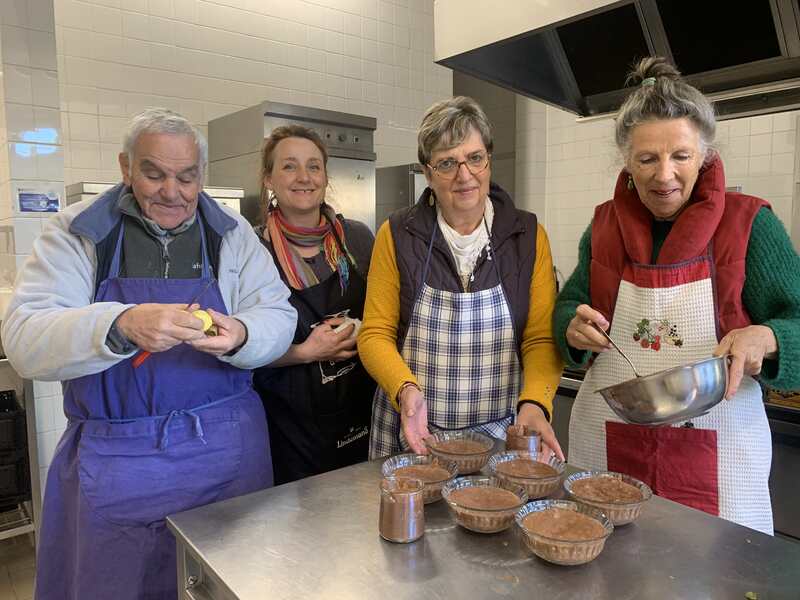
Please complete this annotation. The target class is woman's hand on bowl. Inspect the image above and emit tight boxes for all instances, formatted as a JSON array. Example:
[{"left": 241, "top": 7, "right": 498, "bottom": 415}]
[
  {"left": 713, "top": 324, "right": 777, "bottom": 399},
  {"left": 398, "top": 384, "right": 430, "bottom": 454},
  {"left": 517, "top": 403, "right": 565, "bottom": 462},
  {"left": 566, "top": 305, "right": 611, "bottom": 353}
]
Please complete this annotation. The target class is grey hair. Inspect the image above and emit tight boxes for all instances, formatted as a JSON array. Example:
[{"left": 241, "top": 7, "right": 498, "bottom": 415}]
[
  {"left": 123, "top": 107, "right": 208, "bottom": 177},
  {"left": 417, "top": 96, "right": 493, "bottom": 166},
  {"left": 615, "top": 57, "right": 716, "bottom": 161}
]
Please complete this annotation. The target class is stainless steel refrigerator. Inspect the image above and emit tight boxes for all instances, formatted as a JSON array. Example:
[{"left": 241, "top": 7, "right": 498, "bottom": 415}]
[
  {"left": 375, "top": 163, "right": 428, "bottom": 228},
  {"left": 207, "top": 102, "right": 377, "bottom": 231}
]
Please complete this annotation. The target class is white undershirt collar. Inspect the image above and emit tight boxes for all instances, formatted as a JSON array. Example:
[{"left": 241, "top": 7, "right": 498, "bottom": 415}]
[{"left": 436, "top": 196, "right": 494, "bottom": 289}]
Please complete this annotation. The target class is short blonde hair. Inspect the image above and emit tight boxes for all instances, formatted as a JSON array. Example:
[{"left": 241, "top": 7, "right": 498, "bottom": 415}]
[{"left": 417, "top": 96, "right": 493, "bottom": 166}]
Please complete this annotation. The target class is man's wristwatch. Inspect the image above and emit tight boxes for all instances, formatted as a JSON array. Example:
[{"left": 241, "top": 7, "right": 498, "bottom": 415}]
[{"left": 106, "top": 317, "right": 138, "bottom": 355}]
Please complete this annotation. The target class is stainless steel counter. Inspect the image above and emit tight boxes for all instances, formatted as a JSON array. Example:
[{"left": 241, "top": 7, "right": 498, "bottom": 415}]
[{"left": 168, "top": 459, "right": 800, "bottom": 599}]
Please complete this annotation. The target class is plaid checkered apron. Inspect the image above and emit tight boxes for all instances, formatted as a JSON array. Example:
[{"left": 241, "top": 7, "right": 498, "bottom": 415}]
[{"left": 369, "top": 225, "right": 521, "bottom": 459}]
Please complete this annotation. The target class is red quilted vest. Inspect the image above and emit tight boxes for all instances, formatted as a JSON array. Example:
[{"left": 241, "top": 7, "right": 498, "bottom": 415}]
[{"left": 590, "top": 156, "right": 768, "bottom": 339}]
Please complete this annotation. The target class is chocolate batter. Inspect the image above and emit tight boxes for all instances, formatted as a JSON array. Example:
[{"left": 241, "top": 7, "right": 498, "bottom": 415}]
[
  {"left": 394, "top": 464, "right": 451, "bottom": 483},
  {"left": 572, "top": 477, "right": 643, "bottom": 503},
  {"left": 431, "top": 439, "right": 490, "bottom": 455},
  {"left": 523, "top": 507, "right": 606, "bottom": 541},
  {"left": 505, "top": 424, "right": 539, "bottom": 452},
  {"left": 496, "top": 459, "right": 557, "bottom": 479},
  {"left": 448, "top": 486, "right": 521, "bottom": 510}
]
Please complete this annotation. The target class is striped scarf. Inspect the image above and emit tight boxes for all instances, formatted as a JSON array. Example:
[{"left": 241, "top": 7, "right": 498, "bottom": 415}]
[{"left": 266, "top": 204, "right": 355, "bottom": 293}]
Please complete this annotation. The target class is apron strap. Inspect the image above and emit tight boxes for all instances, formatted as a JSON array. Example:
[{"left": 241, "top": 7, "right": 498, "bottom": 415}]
[
  {"left": 483, "top": 218, "right": 503, "bottom": 287},
  {"left": 158, "top": 391, "right": 250, "bottom": 450},
  {"left": 420, "top": 219, "right": 438, "bottom": 290},
  {"left": 107, "top": 219, "right": 126, "bottom": 280},
  {"left": 482, "top": 218, "right": 521, "bottom": 362},
  {"left": 197, "top": 214, "right": 211, "bottom": 279},
  {"left": 159, "top": 407, "right": 207, "bottom": 450}
]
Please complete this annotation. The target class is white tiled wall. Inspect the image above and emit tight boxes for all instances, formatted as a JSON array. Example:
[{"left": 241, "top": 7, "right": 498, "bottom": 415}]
[
  {"left": 452, "top": 71, "right": 516, "bottom": 196},
  {"left": 544, "top": 107, "right": 619, "bottom": 281},
  {"left": 0, "top": 0, "right": 66, "bottom": 510},
  {"left": 518, "top": 100, "right": 799, "bottom": 283},
  {"left": 31, "top": 381, "right": 66, "bottom": 494},
  {"left": 54, "top": 0, "right": 452, "bottom": 185},
  {"left": 0, "top": 0, "right": 64, "bottom": 287},
  {"left": 514, "top": 97, "right": 547, "bottom": 225},
  {"left": 716, "top": 111, "right": 797, "bottom": 231}
]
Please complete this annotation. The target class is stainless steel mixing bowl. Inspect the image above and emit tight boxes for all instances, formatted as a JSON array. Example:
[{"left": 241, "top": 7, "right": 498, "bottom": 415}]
[{"left": 596, "top": 355, "right": 728, "bottom": 426}]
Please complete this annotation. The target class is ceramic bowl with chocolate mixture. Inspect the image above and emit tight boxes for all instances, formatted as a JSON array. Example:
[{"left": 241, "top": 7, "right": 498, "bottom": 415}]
[
  {"left": 441, "top": 476, "right": 528, "bottom": 533},
  {"left": 564, "top": 470, "right": 652, "bottom": 526},
  {"left": 381, "top": 454, "right": 458, "bottom": 504},
  {"left": 424, "top": 431, "right": 495, "bottom": 474},
  {"left": 515, "top": 499, "right": 613, "bottom": 566},
  {"left": 488, "top": 450, "right": 565, "bottom": 499}
]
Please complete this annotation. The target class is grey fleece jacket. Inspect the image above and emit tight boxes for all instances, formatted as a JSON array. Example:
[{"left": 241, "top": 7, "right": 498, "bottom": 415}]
[{"left": 1, "top": 183, "right": 297, "bottom": 381}]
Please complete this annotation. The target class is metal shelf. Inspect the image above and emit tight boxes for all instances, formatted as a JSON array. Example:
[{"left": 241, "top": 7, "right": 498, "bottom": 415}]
[{"left": 0, "top": 503, "right": 34, "bottom": 542}]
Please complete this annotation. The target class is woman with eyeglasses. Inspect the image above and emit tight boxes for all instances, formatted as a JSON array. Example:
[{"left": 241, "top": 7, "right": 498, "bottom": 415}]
[
  {"left": 252, "top": 125, "right": 376, "bottom": 485},
  {"left": 359, "top": 96, "right": 564, "bottom": 459}
]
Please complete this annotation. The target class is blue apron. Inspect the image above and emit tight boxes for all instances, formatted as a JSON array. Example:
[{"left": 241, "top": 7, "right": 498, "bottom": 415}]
[{"left": 34, "top": 216, "right": 273, "bottom": 600}]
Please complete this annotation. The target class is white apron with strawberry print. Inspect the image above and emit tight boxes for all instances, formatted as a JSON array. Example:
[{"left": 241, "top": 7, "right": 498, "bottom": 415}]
[{"left": 568, "top": 255, "right": 773, "bottom": 535}]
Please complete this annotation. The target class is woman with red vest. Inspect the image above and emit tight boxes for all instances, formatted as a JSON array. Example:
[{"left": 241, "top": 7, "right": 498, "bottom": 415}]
[{"left": 553, "top": 57, "right": 800, "bottom": 535}]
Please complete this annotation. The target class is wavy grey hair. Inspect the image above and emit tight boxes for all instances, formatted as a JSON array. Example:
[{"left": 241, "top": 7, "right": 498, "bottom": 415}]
[
  {"left": 123, "top": 107, "right": 208, "bottom": 178},
  {"left": 615, "top": 57, "right": 716, "bottom": 161},
  {"left": 417, "top": 96, "right": 493, "bottom": 166}
]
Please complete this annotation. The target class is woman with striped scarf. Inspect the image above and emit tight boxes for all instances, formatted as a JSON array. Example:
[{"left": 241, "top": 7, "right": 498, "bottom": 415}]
[{"left": 253, "top": 125, "right": 376, "bottom": 484}]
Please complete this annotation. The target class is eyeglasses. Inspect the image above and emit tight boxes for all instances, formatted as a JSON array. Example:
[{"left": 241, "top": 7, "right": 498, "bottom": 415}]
[{"left": 427, "top": 152, "right": 491, "bottom": 179}]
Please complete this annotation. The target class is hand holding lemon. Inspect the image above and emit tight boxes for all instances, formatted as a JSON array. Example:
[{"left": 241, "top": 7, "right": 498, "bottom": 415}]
[
  {"left": 186, "top": 307, "right": 248, "bottom": 357},
  {"left": 191, "top": 309, "right": 218, "bottom": 336}
]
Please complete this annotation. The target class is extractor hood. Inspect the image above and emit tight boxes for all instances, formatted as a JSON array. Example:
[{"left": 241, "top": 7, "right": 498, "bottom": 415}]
[{"left": 435, "top": 0, "right": 800, "bottom": 119}]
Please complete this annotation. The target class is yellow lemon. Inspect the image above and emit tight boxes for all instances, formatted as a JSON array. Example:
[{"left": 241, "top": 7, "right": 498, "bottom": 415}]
[{"left": 192, "top": 309, "right": 214, "bottom": 333}]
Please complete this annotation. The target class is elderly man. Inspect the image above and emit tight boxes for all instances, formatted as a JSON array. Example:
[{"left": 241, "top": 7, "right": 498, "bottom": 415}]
[{"left": 2, "top": 108, "right": 297, "bottom": 600}]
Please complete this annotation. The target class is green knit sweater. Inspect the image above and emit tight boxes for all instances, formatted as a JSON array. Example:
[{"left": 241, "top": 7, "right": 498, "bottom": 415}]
[{"left": 552, "top": 207, "right": 800, "bottom": 391}]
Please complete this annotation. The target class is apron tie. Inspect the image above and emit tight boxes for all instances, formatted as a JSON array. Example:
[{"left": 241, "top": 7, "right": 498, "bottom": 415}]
[{"left": 159, "top": 408, "right": 207, "bottom": 450}]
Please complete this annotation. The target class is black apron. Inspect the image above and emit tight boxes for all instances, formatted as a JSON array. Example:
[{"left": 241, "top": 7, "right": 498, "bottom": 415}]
[{"left": 254, "top": 223, "right": 375, "bottom": 485}]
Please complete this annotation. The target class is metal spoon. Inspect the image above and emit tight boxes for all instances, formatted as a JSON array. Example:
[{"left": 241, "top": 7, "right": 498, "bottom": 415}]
[{"left": 592, "top": 322, "right": 642, "bottom": 378}]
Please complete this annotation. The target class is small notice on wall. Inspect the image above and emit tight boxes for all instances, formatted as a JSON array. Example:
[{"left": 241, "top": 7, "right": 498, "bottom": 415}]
[{"left": 18, "top": 190, "right": 60, "bottom": 213}]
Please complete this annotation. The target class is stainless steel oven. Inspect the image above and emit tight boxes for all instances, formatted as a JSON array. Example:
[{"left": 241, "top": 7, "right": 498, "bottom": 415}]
[
  {"left": 553, "top": 368, "right": 583, "bottom": 461},
  {"left": 207, "top": 102, "right": 377, "bottom": 231},
  {"left": 375, "top": 163, "right": 427, "bottom": 227}
]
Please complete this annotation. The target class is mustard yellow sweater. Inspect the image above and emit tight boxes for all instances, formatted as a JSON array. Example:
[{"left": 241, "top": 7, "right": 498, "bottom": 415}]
[{"left": 357, "top": 220, "right": 563, "bottom": 418}]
